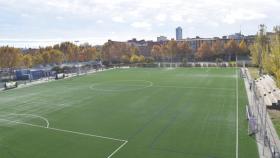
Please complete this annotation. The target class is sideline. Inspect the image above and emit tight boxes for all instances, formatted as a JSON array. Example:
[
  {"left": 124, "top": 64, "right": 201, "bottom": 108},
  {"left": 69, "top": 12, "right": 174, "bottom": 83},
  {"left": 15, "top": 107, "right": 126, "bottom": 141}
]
[{"left": 235, "top": 66, "right": 239, "bottom": 158}]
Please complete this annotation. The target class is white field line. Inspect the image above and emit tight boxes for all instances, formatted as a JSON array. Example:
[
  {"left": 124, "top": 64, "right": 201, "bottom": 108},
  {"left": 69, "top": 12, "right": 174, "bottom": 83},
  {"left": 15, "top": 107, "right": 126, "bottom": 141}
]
[
  {"left": 236, "top": 67, "right": 239, "bottom": 158},
  {"left": 107, "top": 140, "right": 128, "bottom": 158},
  {"left": 153, "top": 85, "right": 235, "bottom": 91},
  {"left": 0, "top": 118, "right": 128, "bottom": 158},
  {"left": 4, "top": 113, "right": 50, "bottom": 128},
  {"left": 89, "top": 80, "right": 235, "bottom": 92},
  {"left": 90, "top": 80, "right": 154, "bottom": 92}
]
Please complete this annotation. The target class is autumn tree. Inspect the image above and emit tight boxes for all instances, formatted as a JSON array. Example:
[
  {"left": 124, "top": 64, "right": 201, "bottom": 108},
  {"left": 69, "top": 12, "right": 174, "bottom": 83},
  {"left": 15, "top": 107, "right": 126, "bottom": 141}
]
[
  {"left": 130, "top": 46, "right": 139, "bottom": 55},
  {"left": 130, "top": 54, "right": 140, "bottom": 63},
  {"left": 102, "top": 41, "right": 114, "bottom": 64},
  {"left": 160, "top": 44, "right": 169, "bottom": 61},
  {"left": 0, "top": 46, "right": 21, "bottom": 69},
  {"left": 49, "top": 49, "right": 64, "bottom": 64},
  {"left": 177, "top": 42, "right": 192, "bottom": 62},
  {"left": 42, "top": 51, "right": 51, "bottom": 65},
  {"left": 196, "top": 42, "right": 212, "bottom": 61},
  {"left": 166, "top": 39, "right": 178, "bottom": 62},
  {"left": 211, "top": 40, "right": 224, "bottom": 59},
  {"left": 32, "top": 52, "right": 43, "bottom": 66},
  {"left": 102, "top": 41, "right": 139, "bottom": 64},
  {"left": 22, "top": 54, "right": 33, "bottom": 68},
  {"left": 83, "top": 47, "right": 97, "bottom": 62},
  {"left": 224, "top": 39, "right": 240, "bottom": 61},
  {"left": 102, "top": 41, "right": 122, "bottom": 64},
  {"left": 151, "top": 45, "right": 162, "bottom": 61},
  {"left": 121, "top": 55, "right": 130, "bottom": 63},
  {"left": 238, "top": 40, "right": 250, "bottom": 56},
  {"left": 57, "top": 42, "right": 79, "bottom": 62},
  {"left": 138, "top": 55, "right": 145, "bottom": 63}
]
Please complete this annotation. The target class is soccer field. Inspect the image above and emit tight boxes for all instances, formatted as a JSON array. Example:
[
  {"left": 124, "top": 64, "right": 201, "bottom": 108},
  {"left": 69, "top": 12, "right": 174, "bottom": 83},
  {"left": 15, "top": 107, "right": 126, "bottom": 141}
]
[{"left": 0, "top": 68, "right": 258, "bottom": 158}]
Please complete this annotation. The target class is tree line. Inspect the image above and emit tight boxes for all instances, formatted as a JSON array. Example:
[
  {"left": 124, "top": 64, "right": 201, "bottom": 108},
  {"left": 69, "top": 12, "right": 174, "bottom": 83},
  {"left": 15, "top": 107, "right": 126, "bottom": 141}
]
[
  {"left": 0, "top": 42, "right": 99, "bottom": 69},
  {"left": 151, "top": 39, "right": 249, "bottom": 63},
  {"left": 250, "top": 24, "right": 280, "bottom": 86},
  {"left": 101, "top": 40, "right": 147, "bottom": 65},
  {"left": 0, "top": 37, "right": 250, "bottom": 70}
]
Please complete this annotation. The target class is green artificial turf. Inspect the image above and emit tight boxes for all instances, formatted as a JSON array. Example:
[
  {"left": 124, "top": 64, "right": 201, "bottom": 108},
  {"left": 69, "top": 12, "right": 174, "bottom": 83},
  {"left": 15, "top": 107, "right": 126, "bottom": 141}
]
[{"left": 0, "top": 68, "right": 258, "bottom": 158}]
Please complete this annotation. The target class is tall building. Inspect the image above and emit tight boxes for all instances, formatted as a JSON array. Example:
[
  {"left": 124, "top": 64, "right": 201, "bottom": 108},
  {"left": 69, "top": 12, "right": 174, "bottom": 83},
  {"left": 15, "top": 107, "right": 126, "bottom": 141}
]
[{"left": 176, "top": 27, "right": 183, "bottom": 40}]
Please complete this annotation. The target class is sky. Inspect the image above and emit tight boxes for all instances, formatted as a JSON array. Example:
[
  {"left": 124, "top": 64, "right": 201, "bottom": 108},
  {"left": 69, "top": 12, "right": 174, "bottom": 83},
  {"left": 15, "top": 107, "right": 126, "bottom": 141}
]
[{"left": 0, "top": 0, "right": 280, "bottom": 48}]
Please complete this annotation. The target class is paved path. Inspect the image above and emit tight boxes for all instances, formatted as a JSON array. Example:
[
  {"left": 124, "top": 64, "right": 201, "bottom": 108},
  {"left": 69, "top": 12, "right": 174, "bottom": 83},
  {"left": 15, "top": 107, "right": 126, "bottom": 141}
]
[{"left": 243, "top": 68, "right": 280, "bottom": 158}]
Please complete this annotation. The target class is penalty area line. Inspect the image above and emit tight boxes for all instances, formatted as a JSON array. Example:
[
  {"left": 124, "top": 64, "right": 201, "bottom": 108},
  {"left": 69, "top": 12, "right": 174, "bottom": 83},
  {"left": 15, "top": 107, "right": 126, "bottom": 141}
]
[
  {"left": 107, "top": 140, "right": 128, "bottom": 158},
  {"left": 0, "top": 118, "right": 128, "bottom": 158},
  {"left": 3, "top": 113, "right": 50, "bottom": 128}
]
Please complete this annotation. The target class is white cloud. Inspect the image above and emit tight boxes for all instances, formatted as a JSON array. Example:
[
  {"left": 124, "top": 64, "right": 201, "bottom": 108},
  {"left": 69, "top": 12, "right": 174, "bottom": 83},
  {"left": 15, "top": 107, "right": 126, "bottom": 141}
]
[
  {"left": 186, "top": 18, "right": 193, "bottom": 24},
  {"left": 155, "top": 14, "right": 167, "bottom": 22},
  {"left": 171, "top": 15, "right": 183, "bottom": 22},
  {"left": 56, "top": 16, "right": 64, "bottom": 20},
  {"left": 223, "top": 9, "right": 267, "bottom": 24},
  {"left": 96, "top": 20, "right": 104, "bottom": 24},
  {"left": 112, "top": 16, "right": 125, "bottom": 23},
  {"left": 21, "top": 13, "right": 30, "bottom": 17},
  {"left": 2, "top": 0, "right": 279, "bottom": 25},
  {"left": 1, "top": 0, "right": 280, "bottom": 43},
  {"left": 131, "top": 21, "right": 151, "bottom": 29}
]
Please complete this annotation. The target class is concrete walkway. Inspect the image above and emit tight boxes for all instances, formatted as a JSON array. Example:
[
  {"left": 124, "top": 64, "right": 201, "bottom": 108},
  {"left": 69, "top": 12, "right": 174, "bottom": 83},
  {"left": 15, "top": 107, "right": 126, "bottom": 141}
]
[{"left": 243, "top": 68, "right": 280, "bottom": 158}]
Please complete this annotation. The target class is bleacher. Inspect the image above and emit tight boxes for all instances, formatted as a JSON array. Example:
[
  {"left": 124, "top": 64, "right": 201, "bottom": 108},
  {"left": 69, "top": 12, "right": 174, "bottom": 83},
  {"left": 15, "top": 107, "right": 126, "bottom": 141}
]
[{"left": 255, "top": 74, "right": 280, "bottom": 107}]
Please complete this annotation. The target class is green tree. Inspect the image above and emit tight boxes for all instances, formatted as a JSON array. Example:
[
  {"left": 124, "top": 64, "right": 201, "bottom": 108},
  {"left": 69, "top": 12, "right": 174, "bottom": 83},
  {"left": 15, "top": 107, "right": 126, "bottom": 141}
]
[
  {"left": 269, "top": 26, "right": 280, "bottom": 86},
  {"left": 250, "top": 24, "right": 269, "bottom": 74}
]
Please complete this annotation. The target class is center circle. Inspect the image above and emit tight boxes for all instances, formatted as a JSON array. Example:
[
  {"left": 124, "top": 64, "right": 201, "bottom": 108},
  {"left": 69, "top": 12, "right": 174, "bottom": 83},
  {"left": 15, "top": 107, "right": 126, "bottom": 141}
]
[{"left": 90, "top": 80, "right": 153, "bottom": 92}]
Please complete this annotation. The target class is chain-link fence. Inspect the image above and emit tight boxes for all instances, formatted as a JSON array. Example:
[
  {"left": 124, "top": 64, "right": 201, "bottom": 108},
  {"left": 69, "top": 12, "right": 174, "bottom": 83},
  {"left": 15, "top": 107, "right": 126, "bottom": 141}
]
[{"left": 244, "top": 68, "right": 280, "bottom": 158}]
